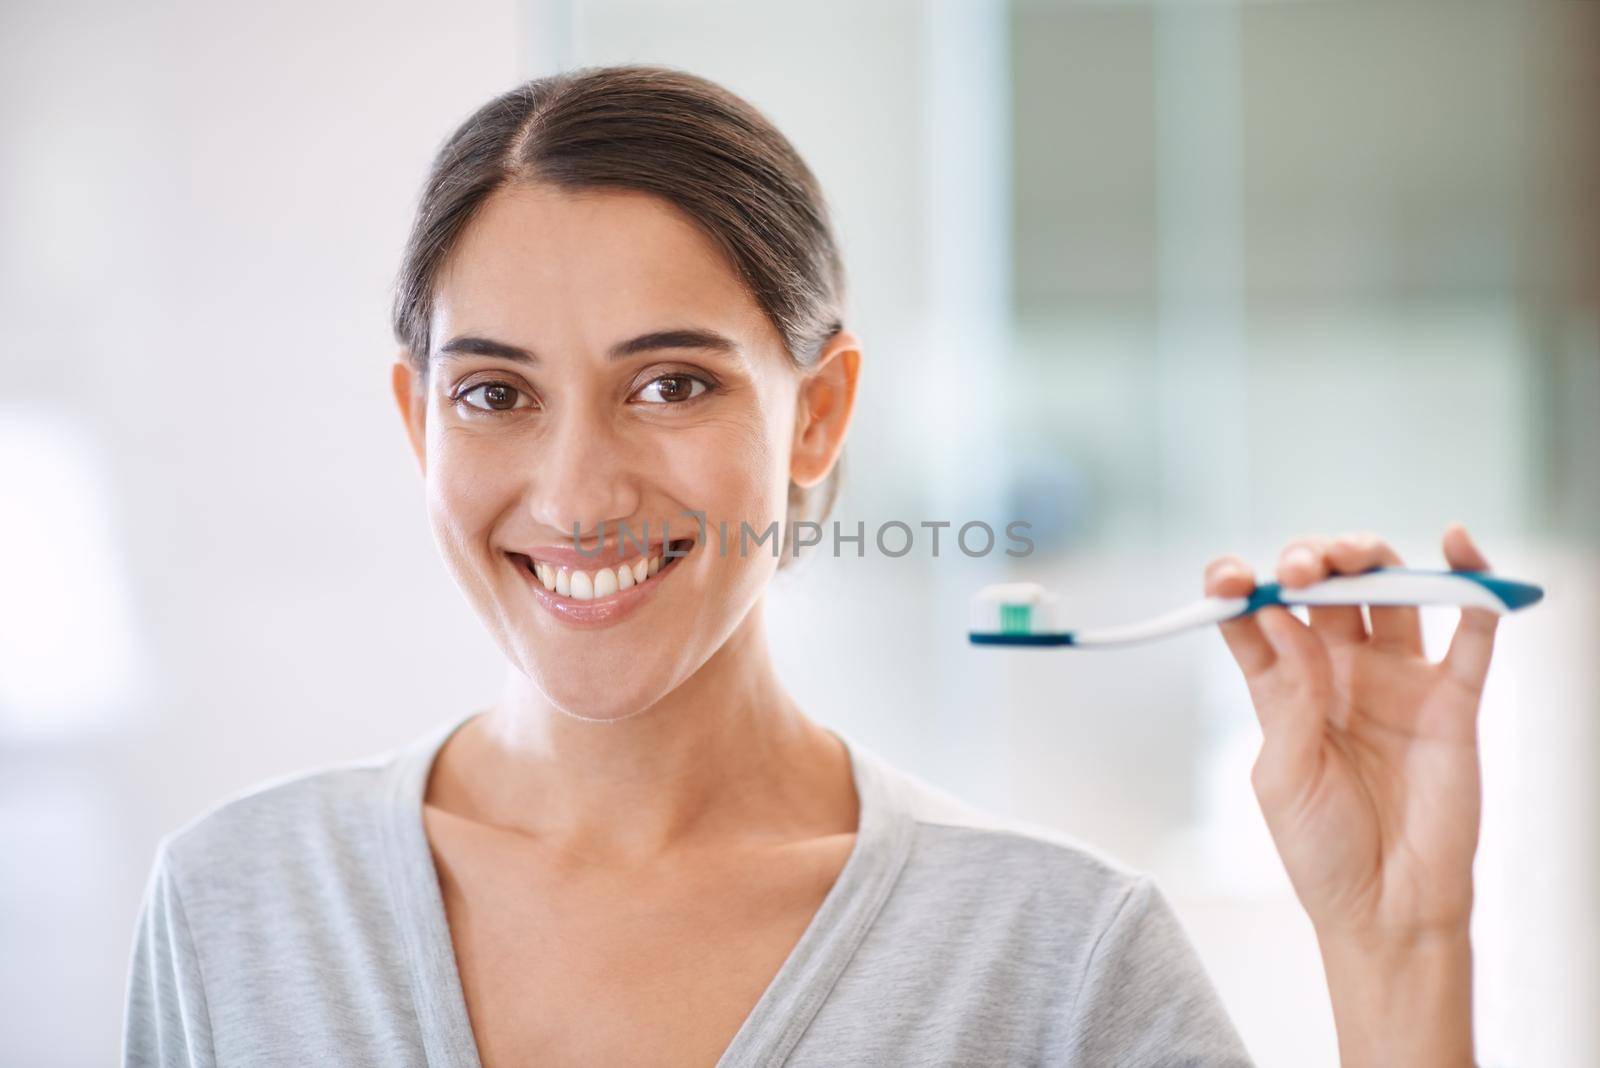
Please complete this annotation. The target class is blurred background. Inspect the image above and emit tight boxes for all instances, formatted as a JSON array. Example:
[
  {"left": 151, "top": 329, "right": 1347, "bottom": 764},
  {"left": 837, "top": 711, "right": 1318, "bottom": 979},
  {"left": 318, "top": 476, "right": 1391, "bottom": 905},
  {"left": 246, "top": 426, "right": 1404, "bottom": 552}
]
[{"left": 2, "top": 0, "right": 1596, "bottom": 1063}]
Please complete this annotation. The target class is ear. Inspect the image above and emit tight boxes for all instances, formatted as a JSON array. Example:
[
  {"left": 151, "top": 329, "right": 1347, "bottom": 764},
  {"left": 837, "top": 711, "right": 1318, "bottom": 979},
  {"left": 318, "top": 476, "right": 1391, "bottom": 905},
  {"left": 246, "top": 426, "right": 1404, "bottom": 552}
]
[
  {"left": 390, "top": 354, "right": 427, "bottom": 475},
  {"left": 790, "top": 329, "right": 863, "bottom": 488}
]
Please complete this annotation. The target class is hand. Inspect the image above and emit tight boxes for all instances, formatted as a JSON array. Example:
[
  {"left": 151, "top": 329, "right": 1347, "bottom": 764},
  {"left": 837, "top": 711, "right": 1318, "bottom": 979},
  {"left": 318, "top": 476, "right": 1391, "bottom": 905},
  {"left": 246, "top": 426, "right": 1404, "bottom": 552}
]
[{"left": 1205, "top": 522, "right": 1498, "bottom": 1066}]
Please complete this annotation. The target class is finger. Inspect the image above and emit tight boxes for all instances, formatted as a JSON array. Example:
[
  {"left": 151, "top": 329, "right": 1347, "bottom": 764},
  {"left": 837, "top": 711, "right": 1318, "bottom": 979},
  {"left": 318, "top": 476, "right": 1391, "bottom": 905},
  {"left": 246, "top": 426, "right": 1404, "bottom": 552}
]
[
  {"left": 1206, "top": 554, "right": 1275, "bottom": 676},
  {"left": 1441, "top": 522, "right": 1499, "bottom": 694},
  {"left": 1250, "top": 605, "right": 1332, "bottom": 790},
  {"left": 1327, "top": 530, "right": 1422, "bottom": 655},
  {"left": 1443, "top": 520, "right": 1491, "bottom": 571},
  {"left": 1278, "top": 535, "right": 1366, "bottom": 643}
]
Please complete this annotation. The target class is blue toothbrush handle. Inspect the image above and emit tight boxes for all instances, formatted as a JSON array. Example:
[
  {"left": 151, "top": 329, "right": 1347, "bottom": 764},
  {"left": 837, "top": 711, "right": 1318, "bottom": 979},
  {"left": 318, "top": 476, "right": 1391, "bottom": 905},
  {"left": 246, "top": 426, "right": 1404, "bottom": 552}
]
[{"left": 1232, "top": 567, "right": 1543, "bottom": 618}]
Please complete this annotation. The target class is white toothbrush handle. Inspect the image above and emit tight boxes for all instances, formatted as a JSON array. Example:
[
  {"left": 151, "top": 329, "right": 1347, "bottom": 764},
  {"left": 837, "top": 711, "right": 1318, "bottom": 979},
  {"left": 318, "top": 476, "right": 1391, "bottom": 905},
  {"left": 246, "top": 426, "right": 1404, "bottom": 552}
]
[
  {"left": 1278, "top": 570, "right": 1508, "bottom": 611},
  {"left": 1069, "top": 596, "right": 1248, "bottom": 649}
]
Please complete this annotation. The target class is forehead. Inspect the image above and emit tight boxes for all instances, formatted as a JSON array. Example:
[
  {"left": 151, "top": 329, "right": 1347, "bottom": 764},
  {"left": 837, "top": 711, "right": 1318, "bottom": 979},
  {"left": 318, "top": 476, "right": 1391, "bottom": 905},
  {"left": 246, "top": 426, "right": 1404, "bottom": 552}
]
[{"left": 431, "top": 183, "right": 775, "bottom": 354}]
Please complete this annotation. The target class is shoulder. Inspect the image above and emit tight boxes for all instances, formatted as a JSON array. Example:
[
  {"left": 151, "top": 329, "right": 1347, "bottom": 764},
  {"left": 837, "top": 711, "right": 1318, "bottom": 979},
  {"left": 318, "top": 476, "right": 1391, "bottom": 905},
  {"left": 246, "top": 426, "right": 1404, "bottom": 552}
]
[
  {"left": 820, "top": 738, "right": 1251, "bottom": 1061},
  {"left": 127, "top": 734, "right": 447, "bottom": 1063},
  {"left": 861, "top": 740, "right": 1148, "bottom": 917},
  {"left": 839, "top": 735, "right": 1171, "bottom": 982},
  {"left": 152, "top": 744, "right": 404, "bottom": 909}
]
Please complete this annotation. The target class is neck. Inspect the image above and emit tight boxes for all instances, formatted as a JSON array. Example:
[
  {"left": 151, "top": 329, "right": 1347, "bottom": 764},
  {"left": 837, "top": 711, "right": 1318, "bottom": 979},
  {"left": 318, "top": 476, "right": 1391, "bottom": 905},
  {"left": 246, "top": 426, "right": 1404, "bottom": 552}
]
[{"left": 432, "top": 599, "right": 852, "bottom": 866}]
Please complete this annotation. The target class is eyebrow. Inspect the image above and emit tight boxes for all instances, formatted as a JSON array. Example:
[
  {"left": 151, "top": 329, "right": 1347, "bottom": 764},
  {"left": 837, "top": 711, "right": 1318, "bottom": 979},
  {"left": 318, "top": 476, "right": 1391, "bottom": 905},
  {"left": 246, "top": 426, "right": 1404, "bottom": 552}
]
[{"left": 434, "top": 328, "right": 741, "bottom": 365}]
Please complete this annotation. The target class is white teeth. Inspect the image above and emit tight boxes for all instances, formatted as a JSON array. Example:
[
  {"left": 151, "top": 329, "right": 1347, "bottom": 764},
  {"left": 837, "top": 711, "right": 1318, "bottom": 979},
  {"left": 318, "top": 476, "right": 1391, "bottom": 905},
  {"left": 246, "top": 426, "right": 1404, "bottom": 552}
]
[
  {"left": 570, "top": 570, "right": 594, "bottom": 600},
  {"left": 530, "top": 546, "right": 687, "bottom": 601}
]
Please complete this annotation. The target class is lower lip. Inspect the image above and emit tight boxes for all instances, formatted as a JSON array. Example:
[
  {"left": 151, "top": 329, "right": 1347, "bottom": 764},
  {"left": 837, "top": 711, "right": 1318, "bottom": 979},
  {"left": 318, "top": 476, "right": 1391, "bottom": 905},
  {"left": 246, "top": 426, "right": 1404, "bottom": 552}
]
[{"left": 512, "top": 550, "right": 689, "bottom": 629}]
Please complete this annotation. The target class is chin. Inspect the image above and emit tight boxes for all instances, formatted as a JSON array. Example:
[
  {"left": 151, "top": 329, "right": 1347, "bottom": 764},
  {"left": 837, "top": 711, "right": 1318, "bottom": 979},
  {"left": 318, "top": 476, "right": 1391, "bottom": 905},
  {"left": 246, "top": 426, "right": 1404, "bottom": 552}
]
[
  {"left": 517, "top": 650, "right": 678, "bottom": 724},
  {"left": 542, "top": 683, "right": 663, "bottom": 723}
]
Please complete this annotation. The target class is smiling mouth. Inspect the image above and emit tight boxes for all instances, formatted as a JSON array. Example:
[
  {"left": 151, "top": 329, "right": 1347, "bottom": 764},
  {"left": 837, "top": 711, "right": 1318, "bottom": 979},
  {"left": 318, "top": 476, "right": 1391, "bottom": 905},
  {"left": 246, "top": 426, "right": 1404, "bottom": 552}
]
[{"left": 508, "top": 538, "right": 696, "bottom": 602}]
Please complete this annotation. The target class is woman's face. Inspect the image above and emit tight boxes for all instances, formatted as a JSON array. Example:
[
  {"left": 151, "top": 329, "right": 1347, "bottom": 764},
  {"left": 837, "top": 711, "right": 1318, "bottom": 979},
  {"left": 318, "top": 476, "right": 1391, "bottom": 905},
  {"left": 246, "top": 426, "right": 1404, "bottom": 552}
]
[{"left": 391, "top": 183, "right": 855, "bottom": 721}]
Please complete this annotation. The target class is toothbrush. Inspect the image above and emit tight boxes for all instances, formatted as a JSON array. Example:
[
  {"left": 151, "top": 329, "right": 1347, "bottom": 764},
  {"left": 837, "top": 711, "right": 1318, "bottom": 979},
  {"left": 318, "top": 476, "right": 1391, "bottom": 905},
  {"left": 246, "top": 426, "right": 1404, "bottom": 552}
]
[{"left": 969, "top": 567, "right": 1544, "bottom": 649}]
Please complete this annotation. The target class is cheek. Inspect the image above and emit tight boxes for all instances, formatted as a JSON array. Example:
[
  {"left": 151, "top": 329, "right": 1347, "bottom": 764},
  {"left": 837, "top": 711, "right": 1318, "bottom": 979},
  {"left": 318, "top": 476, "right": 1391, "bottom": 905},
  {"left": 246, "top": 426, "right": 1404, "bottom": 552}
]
[
  {"left": 422, "top": 423, "right": 518, "bottom": 575},
  {"left": 656, "top": 408, "right": 790, "bottom": 538}
]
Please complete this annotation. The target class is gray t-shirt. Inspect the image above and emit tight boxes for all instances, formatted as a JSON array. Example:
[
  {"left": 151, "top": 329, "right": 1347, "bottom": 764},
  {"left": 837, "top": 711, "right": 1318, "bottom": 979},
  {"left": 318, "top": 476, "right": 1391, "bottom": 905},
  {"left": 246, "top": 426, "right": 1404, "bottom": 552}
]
[{"left": 123, "top": 714, "right": 1253, "bottom": 1066}]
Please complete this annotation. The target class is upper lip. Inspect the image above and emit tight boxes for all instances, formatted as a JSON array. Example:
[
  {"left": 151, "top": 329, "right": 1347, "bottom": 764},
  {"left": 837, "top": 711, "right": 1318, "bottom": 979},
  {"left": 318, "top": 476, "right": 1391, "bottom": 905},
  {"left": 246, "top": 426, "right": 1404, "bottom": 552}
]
[{"left": 512, "top": 537, "right": 694, "bottom": 570}]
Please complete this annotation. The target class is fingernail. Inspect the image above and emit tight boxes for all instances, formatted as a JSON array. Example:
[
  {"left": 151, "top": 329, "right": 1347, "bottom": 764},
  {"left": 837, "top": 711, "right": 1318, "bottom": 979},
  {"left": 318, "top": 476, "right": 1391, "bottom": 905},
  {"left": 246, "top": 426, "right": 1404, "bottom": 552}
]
[{"left": 1286, "top": 546, "right": 1315, "bottom": 570}]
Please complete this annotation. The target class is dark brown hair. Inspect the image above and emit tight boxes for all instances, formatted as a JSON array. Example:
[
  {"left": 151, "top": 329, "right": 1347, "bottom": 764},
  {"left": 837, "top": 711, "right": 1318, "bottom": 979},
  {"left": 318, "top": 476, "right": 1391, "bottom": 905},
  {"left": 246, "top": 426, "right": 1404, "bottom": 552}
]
[{"left": 391, "top": 64, "right": 850, "bottom": 560}]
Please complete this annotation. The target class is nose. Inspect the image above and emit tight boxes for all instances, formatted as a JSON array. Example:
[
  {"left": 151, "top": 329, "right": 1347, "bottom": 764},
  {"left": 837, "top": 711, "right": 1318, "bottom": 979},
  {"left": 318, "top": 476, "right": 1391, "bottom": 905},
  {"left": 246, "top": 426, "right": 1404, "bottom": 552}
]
[{"left": 523, "top": 404, "right": 642, "bottom": 545}]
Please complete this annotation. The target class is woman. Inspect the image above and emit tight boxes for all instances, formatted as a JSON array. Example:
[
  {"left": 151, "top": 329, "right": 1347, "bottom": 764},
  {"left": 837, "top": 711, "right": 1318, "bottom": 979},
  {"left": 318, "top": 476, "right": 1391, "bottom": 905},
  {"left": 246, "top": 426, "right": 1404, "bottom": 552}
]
[{"left": 124, "top": 65, "right": 1498, "bottom": 1066}]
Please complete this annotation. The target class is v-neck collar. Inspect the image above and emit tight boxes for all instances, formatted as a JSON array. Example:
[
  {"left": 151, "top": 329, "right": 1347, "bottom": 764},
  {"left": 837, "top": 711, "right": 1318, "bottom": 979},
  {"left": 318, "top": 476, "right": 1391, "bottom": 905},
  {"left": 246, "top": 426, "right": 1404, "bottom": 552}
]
[{"left": 379, "top": 712, "right": 914, "bottom": 1068}]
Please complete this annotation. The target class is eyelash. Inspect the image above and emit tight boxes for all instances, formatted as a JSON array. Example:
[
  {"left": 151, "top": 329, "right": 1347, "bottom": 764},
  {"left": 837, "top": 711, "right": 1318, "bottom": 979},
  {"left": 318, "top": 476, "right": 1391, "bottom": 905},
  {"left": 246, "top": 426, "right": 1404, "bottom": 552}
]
[
  {"left": 449, "top": 372, "right": 718, "bottom": 416},
  {"left": 632, "top": 373, "right": 713, "bottom": 405},
  {"left": 452, "top": 380, "right": 536, "bottom": 415}
]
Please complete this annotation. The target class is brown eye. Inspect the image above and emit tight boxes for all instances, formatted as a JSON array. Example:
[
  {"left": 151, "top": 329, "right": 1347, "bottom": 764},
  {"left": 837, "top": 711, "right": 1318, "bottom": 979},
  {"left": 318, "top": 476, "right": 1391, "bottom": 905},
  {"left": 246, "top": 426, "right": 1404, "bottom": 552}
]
[
  {"left": 634, "top": 374, "right": 709, "bottom": 405},
  {"left": 458, "top": 381, "right": 533, "bottom": 413}
]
